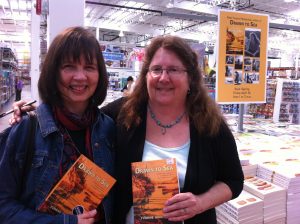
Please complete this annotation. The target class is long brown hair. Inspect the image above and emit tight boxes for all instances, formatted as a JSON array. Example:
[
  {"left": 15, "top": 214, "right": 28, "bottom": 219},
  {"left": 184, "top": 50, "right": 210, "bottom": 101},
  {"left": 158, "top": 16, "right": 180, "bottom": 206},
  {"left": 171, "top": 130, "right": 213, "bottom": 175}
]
[
  {"left": 38, "top": 26, "right": 108, "bottom": 108},
  {"left": 120, "top": 35, "right": 223, "bottom": 136}
]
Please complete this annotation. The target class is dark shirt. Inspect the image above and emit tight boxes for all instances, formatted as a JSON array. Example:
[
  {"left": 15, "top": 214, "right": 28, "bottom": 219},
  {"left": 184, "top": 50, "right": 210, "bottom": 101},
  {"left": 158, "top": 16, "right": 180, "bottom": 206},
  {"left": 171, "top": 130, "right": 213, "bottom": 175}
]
[{"left": 68, "top": 129, "right": 86, "bottom": 155}]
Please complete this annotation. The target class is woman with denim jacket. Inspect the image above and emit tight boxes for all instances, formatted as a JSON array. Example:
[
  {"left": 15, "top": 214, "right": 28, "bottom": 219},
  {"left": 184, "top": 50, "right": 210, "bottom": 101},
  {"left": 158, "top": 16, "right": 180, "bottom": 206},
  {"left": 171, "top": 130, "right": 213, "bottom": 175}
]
[{"left": 0, "top": 27, "right": 115, "bottom": 224}]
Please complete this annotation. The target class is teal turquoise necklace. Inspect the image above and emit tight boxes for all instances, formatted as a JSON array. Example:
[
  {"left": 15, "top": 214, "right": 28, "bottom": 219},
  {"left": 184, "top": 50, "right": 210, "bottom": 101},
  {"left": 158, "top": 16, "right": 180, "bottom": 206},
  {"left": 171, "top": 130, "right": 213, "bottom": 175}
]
[{"left": 148, "top": 106, "right": 186, "bottom": 135}]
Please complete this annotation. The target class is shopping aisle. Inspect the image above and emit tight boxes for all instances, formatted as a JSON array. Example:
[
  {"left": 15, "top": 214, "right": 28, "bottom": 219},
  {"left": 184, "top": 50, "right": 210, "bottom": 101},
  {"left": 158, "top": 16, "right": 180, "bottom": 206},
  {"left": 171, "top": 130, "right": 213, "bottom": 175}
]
[{"left": 0, "top": 84, "right": 33, "bottom": 132}]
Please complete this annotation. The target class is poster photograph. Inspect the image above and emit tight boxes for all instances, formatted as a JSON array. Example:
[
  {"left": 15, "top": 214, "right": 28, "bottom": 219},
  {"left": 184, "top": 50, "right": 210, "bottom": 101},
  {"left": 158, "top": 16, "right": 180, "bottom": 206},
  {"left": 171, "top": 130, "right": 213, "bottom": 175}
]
[{"left": 216, "top": 10, "right": 269, "bottom": 103}]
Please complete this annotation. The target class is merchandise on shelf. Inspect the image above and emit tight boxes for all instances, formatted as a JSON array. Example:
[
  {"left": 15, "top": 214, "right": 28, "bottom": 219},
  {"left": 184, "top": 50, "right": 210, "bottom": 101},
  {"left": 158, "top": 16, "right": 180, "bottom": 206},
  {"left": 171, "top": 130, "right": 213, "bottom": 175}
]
[
  {"left": 267, "top": 67, "right": 298, "bottom": 80},
  {"left": 107, "top": 71, "right": 121, "bottom": 91},
  {"left": 247, "top": 79, "right": 277, "bottom": 119},
  {"left": 273, "top": 78, "right": 300, "bottom": 124},
  {"left": 203, "top": 76, "right": 216, "bottom": 100},
  {"left": 100, "top": 43, "right": 144, "bottom": 70},
  {"left": 0, "top": 47, "right": 18, "bottom": 108},
  {"left": 203, "top": 76, "right": 240, "bottom": 114},
  {"left": 103, "top": 68, "right": 139, "bottom": 106}
]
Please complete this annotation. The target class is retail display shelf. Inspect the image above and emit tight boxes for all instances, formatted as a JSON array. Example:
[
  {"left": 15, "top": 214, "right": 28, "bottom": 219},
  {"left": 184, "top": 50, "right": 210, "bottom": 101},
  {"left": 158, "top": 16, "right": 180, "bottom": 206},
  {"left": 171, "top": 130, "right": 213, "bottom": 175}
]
[
  {"left": 273, "top": 79, "right": 300, "bottom": 124},
  {"left": 0, "top": 47, "right": 18, "bottom": 108},
  {"left": 228, "top": 118, "right": 300, "bottom": 224}
]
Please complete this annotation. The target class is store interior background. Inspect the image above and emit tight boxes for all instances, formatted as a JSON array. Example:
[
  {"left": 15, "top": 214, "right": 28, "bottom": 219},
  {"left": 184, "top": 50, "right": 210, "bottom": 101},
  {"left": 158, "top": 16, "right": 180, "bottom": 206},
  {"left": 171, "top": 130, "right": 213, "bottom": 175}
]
[
  {"left": 1, "top": 0, "right": 300, "bottom": 77},
  {"left": 2, "top": 0, "right": 299, "bottom": 118},
  {"left": 1, "top": 1, "right": 300, "bottom": 224}
]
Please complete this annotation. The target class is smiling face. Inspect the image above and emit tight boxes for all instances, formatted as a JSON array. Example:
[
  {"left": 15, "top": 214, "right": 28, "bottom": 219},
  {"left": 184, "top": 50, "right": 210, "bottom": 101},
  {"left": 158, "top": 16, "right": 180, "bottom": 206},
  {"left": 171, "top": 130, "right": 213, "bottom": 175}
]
[
  {"left": 58, "top": 56, "right": 99, "bottom": 115},
  {"left": 146, "top": 47, "right": 189, "bottom": 108}
]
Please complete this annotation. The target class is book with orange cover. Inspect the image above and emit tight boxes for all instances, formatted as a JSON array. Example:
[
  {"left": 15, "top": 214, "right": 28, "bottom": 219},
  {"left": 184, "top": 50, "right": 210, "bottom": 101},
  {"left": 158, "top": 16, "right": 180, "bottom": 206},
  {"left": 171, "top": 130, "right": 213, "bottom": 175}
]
[
  {"left": 131, "top": 158, "right": 182, "bottom": 224},
  {"left": 38, "top": 154, "right": 116, "bottom": 215}
]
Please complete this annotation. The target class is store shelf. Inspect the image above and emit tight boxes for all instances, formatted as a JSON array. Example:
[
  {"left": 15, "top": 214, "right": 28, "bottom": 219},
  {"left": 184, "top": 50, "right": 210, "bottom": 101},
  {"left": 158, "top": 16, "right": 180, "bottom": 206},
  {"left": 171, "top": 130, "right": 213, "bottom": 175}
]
[
  {"left": 0, "top": 47, "right": 18, "bottom": 107},
  {"left": 247, "top": 79, "right": 277, "bottom": 119}
]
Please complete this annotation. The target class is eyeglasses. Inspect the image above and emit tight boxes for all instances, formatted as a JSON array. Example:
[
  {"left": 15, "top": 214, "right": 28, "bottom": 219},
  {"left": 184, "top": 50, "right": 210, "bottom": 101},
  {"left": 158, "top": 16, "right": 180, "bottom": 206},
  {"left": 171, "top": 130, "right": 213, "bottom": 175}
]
[{"left": 148, "top": 67, "right": 187, "bottom": 77}]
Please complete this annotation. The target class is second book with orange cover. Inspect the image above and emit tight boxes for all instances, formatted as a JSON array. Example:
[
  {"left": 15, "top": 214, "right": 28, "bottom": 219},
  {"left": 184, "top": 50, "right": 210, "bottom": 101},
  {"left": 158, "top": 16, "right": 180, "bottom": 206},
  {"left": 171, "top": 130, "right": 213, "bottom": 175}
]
[
  {"left": 38, "top": 154, "right": 116, "bottom": 215},
  {"left": 131, "top": 158, "right": 182, "bottom": 224}
]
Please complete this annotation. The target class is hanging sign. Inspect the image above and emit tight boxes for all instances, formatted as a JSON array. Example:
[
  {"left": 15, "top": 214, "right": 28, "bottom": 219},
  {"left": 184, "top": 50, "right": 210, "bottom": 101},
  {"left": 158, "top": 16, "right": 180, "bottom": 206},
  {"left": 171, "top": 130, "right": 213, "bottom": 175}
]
[
  {"left": 102, "top": 52, "right": 124, "bottom": 61},
  {"left": 216, "top": 10, "right": 269, "bottom": 103},
  {"left": 36, "top": 0, "right": 42, "bottom": 15}
]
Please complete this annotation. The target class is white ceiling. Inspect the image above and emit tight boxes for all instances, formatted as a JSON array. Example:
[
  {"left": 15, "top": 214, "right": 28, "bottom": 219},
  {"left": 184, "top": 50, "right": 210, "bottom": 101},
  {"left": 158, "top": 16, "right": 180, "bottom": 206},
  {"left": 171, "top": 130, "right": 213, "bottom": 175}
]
[{"left": 1, "top": 0, "right": 300, "bottom": 64}]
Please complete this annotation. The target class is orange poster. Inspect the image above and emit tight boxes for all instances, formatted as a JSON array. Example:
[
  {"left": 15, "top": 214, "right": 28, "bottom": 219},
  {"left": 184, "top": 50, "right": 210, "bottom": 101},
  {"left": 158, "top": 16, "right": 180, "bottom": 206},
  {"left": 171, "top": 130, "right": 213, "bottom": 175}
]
[
  {"left": 216, "top": 10, "right": 269, "bottom": 103},
  {"left": 131, "top": 158, "right": 181, "bottom": 224},
  {"left": 38, "top": 154, "right": 116, "bottom": 215}
]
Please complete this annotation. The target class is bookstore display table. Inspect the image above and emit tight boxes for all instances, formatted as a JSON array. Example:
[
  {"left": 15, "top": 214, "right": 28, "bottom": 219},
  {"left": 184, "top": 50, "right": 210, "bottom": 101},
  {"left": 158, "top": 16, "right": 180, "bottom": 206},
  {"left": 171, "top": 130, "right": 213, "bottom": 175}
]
[{"left": 217, "top": 118, "right": 300, "bottom": 224}]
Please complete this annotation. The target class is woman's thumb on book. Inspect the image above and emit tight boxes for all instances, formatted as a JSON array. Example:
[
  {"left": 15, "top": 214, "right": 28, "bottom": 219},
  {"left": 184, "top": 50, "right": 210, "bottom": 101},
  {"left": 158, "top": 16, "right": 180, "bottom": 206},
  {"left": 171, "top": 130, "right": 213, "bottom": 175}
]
[
  {"left": 89, "top": 209, "right": 97, "bottom": 216},
  {"left": 79, "top": 209, "right": 97, "bottom": 218},
  {"left": 92, "top": 209, "right": 97, "bottom": 214}
]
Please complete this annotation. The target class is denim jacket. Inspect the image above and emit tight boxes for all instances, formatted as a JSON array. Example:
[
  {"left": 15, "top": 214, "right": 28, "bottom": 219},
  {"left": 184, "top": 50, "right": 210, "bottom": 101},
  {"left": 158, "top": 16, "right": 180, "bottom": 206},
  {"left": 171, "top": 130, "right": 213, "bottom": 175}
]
[{"left": 0, "top": 103, "right": 116, "bottom": 224}]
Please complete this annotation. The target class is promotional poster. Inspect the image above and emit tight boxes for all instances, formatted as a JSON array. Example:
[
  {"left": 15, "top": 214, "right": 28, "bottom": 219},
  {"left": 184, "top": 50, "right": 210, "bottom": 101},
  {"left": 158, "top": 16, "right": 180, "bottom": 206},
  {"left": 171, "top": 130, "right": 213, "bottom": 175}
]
[{"left": 216, "top": 10, "right": 269, "bottom": 103}]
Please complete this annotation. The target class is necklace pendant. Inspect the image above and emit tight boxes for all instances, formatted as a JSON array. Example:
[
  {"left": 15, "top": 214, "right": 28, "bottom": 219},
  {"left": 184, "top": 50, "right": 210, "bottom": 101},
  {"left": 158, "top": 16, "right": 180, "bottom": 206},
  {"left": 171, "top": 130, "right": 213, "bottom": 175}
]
[
  {"left": 148, "top": 105, "right": 185, "bottom": 136},
  {"left": 161, "top": 127, "right": 166, "bottom": 135}
]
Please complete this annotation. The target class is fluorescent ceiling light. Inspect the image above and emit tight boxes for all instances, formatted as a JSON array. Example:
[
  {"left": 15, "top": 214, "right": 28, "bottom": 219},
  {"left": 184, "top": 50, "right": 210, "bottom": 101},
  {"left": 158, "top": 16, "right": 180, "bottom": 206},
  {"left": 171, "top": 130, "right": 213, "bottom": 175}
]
[
  {"left": 288, "top": 9, "right": 300, "bottom": 19},
  {"left": 119, "top": 30, "right": 124, "bottom": 37},
  {"left": 166, "top": 0, "right": 174, "bottom": 8}
]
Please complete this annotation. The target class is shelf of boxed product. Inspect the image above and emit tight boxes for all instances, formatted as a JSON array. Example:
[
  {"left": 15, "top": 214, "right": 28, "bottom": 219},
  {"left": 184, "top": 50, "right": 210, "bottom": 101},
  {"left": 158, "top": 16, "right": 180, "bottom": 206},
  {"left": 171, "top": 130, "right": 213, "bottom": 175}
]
[
  {"left": 204, "top": 76, "right": 216, "bottom": 99},
  {"left": 246, "top": 78, "right": 299, "bottom": 124},
  {"left": 102, "top": 67, "right": 139, "bottom": 107},
  {"left": 0, "top": 47, "right": 18, "bottom": 108},
  {"left": 273, "top": 78, "right": 300, "bottom": 124},
  {"left": 100, "top": 43, "right": 142, "bottom": 104},
  {"left": 247, "top": 79, "right": 277, "bottom": 119},
  {"left": 107, "top": 68, "right": 139, "bottom": 90},
  {"left": 267, "top": 67, "right": 299, "bottom": 80}
]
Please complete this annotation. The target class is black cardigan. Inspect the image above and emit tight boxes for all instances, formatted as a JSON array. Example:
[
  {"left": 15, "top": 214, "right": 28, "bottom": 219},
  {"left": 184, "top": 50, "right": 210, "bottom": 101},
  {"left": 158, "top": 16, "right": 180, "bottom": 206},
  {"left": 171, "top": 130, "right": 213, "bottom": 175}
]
[{"left": 101, "top": 97, "right": 244, "bottom": 224}]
